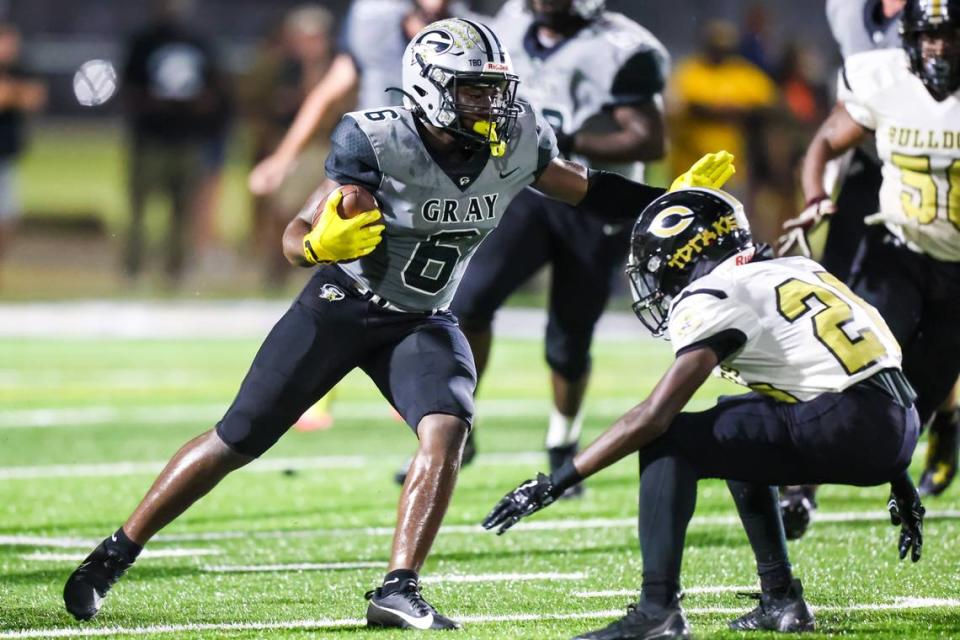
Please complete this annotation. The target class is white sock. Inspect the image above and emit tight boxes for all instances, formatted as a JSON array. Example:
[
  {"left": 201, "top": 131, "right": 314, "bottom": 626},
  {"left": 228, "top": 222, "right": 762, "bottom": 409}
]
[{"left": 545, "top": 407, "right": 583, "bottom": 449}]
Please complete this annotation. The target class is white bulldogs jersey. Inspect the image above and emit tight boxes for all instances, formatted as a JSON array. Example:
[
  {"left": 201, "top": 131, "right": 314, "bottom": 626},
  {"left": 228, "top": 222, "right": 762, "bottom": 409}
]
[
  {"left": 839, "top": 48, "right": 960, "bottom": 262},
  {"left": 668, "top": 255, "right": 902, "bottom": 402}
]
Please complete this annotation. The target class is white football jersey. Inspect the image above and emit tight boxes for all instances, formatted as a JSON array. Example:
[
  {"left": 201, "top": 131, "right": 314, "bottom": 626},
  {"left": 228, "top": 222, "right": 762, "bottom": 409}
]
[
  {"left": 839, "top": 48, "right": 960, "bottom": 262},
  {"left": 668, "top": 256, "right": 902, "bottom": 402}
]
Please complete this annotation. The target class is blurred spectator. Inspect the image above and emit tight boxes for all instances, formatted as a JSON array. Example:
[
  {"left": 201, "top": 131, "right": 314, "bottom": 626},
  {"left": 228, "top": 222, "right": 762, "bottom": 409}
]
[
  {"left": 121, "top": 0, "right": 231, "bottom": 288},
  {"left": 668, "top": 20, "right": 777, "bottom": 235},
  {"left": 739, "top": 4, "right": 775, "bottom": 77},
  {"left": 243, "top": 4, "right": 336, "bottom": 288},
  {"left": 0, "top": 23, "right": 45, "bottom": 285}
]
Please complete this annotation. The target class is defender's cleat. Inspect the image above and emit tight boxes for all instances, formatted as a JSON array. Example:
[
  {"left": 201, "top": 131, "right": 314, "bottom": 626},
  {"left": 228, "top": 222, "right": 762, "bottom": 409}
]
[
  {"left": 63, "top": 538, "right": 134, "bottom": 621},
  {"left": 918, "top": 409, "right": 959, "bottom": 497},
  {"left": 728, "top": 579, "right": 815, "bottom": 633},
  {"left": 395, "top": 431, "right": 476, "bottom": 486},
  {"left": 365, "top": 580, "right": 461, "bottom": 630},
  {"left": 780, "top": 486, "right": 817, "bottom": 540},
  {"left": 573, "top": 601, "right": 691, "bottom": 640}
]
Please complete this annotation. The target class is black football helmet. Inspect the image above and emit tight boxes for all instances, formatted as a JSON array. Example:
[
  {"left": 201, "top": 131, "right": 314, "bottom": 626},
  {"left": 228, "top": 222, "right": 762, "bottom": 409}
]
[
  {"left": 626, "top": 188, "right": 753, "bottom": 337},
  {"left": 902, "top": 0, "right": 960, "bottom": 100},
  {"left": 526, "top": 0, "right": 604, "bottom": 30}
]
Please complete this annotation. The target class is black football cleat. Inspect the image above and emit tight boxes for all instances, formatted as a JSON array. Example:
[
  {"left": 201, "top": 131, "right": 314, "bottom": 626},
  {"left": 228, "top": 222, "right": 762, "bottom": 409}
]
[
  {"left": 918, "top": 408, "right": 959, "bottom": 497},
  {"left": 728, "top": 579, "right": 815, "bottom": 633},
  {"left": 63, "top": 537, "right": 135, "bottom": 621},
  {"left": 365, "top": 580, "right": 461, "bottom": 630},
  {"left": 779, "top": 486, "right": 817, "bottom": 540},
  {"left": 395, "top": 430, "right": 477, "bottom": 486},
  {"left": 572, "top": 602, "right": 691, "bottom": 640}
]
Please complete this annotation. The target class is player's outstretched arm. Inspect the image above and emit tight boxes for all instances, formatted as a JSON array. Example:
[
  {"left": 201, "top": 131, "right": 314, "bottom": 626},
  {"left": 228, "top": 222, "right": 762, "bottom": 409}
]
[
  {"left": 483, "top": 347, "right": 716, "bottom": 535},
  {"left": 778, "top": 104, "right": 869, "bottom": 256},
  {"left": 249, "top": 54, "right": 359, "bottom": 196},
  {"left": 532, "top": 151, "right": 735, "bottom": 221},
  {"left": 282, "top": 180, "right": 383, "bottom": 266}
]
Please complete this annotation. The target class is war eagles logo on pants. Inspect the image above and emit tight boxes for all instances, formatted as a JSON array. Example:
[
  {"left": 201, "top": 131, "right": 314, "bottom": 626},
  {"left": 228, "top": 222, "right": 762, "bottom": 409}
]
[{"left": 319, "top": 284, "right": 346, "bottom": 302}]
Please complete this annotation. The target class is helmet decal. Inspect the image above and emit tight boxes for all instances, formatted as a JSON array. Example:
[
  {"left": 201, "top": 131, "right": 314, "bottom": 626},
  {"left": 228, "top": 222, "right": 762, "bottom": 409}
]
[{"left": 648, "top": 206, "right": 696, "bottom": 238}]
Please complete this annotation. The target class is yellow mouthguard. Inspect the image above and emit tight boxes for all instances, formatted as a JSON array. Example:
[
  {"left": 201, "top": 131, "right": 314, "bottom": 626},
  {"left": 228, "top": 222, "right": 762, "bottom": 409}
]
[{"left": 473, "top": 121, "right": 507, "bottom": 157}]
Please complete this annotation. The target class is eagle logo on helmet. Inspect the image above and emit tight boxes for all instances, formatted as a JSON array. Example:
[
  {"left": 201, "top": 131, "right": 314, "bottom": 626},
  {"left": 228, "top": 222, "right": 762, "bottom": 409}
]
[{"left": 415, "top": 29, "right": 455, "bottom": 55}]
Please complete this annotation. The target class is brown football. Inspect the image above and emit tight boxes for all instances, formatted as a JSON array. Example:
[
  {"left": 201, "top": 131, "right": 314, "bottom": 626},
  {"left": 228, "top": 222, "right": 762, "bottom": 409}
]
[{"left": 313, "top": 185, "right": 379, "bottom": 225}]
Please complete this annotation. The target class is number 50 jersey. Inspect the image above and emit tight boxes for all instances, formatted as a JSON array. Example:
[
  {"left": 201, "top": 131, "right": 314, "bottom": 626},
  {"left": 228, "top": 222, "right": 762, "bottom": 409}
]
[
  {"left": 839, "top": 48, "right": 960, "bottom": 262},
  {"left": 300, "top": 101, "right": 558, "bottom": 312},
  {"left": 668, "top": 255, "right": 902, "bottom": 402}
]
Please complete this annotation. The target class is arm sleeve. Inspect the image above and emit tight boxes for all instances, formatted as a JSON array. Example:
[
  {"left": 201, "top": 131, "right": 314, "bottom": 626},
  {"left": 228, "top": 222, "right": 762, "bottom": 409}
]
[
  {"left": 608, "top": 49, "right": 668, "bottom": 106},
  {"left": 837, "top": 62, "right": 877, "bottom": 130},
  {"left": 577, "top": 169, "right": 666, "bottom": 221},
  {"left": 324, "top": 116, "right": 383, "bottom": 191},
  {"left": 668, "top": 289, "right": 759, "bottom": 361},
  {"left": 532, "top": 103, "right": 560, "bottom": 178}
]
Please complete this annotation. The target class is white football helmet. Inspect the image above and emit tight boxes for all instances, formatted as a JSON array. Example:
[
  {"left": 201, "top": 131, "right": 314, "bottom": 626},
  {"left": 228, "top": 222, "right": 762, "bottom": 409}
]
[{"left": 400, "top": 18, "right": 520, "bottom": 149}]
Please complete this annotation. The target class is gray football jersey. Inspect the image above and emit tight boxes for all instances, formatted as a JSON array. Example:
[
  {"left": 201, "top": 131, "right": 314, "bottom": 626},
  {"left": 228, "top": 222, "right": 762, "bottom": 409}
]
[
  {"left": 492, "top": 2, "right": 669, "bottom": 180},
  {"left": 341, "top": 0, "right": 484, "bottom": 110},
  {"left": 826, "top": 0, "right": 902, "bottom": 58},
  {"left": 309, "top": 102, "right": 557, "bottom": 312}
]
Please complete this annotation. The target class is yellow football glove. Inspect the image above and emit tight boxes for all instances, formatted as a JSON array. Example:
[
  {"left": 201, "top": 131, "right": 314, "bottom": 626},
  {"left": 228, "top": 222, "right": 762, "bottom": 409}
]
[
  {"left": 302, "top": 189, "right": 385, "bottom": 264},
  {"left": 670, "top": 150, "right": 736, "bottom": 192}
]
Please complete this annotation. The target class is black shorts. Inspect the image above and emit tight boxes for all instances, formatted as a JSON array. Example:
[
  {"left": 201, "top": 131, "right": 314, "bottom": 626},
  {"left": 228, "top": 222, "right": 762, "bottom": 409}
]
[
  {"left": 451, "top": 187, "right": 631, "bottom": 381},
  {"left": 216, "top": 266, "right": 477, "bottom": 457},
  {"left": 848, "top": 227, "right": 960, "bottom": 422},
  {"left": 642, "top": 378, "right": 920, "bottom": 487}
]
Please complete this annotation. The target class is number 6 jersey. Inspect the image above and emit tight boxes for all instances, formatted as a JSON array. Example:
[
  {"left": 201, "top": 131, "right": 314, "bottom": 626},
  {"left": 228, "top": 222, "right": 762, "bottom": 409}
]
[
  {"left": 839, "top": 48, "right": 960, "bottom": 262},
  {"left": 299, "top": 101, "right": 558, "bottom": 312},
  {"left": 668, "top": 255, "right": 902, "bottom": 402}
]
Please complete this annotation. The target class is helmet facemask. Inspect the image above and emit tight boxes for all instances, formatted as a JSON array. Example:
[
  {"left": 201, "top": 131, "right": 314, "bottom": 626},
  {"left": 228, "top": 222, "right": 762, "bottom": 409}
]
[
  {"left": 419, "top": 59, "right": 520, "bottom": 153},
  {"left": 902, "top": 0, "right": 960, "bottom": 100},
  {"left": 626, "top": 253, "right": 674, "bottom": 338}
]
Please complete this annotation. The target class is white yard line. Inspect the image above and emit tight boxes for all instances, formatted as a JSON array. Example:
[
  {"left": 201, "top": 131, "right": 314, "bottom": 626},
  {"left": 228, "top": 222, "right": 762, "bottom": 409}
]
[
  {"left": 0, "top": 452, "right": 554, "bottom": 480},
  {"left": 21, "top": 548, "right": 221, "bottom": 562},
  {"left": 2, "top": 599, "right": 958, "bottom": 639},
  {"left": 0, "top": 398, "right": 652, "bottom": 430},
  {"left": 204, "top": 561, "right": 383, "bottom": 573},
  {"left": 6, "top": 509, "right": 960, "bottom": 549},
  {"left": 576, "top": 585, "right": 756, "bottom": 598}
]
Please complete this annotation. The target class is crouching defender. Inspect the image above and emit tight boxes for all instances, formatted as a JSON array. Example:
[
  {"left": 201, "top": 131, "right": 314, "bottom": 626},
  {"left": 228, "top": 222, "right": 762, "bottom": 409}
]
[
  {"left": 61, "top": 17, "right": 734, "bottom": 631},
  {"left": 484, "top": 187, "right": 925, "bottom": 639}
]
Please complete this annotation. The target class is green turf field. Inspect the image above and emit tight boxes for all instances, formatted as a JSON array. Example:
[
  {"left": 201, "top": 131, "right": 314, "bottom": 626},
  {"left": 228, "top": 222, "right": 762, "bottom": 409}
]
[{"left": 1, "top": 335, "right": 958, "bottom": 639}]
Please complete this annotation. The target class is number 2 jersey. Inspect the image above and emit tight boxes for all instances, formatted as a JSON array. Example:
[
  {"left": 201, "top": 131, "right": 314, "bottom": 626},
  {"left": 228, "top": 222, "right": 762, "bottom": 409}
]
[
  {"left": 668, "top": 255, "right": 902, "bottom": 402},
  {"left": 299, "top": 101, "right": 558, "bottom": 312},
  {"left": 839, "top": 48, "right": 960, "bottom": 262}
]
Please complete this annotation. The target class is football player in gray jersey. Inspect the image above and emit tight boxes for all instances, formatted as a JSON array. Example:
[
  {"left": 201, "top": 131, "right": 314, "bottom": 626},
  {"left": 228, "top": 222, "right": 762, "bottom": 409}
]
[
  {"left": 447, "top": 0, "right": 670, "bottom": 494},
  {"left": 63, "top": 18, "right": 734, "bottom": 630}
]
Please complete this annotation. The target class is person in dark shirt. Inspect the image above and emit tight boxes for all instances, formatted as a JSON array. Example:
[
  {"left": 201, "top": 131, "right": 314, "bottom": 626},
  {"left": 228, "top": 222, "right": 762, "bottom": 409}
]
[
  {"left": 0, "top": 23, "right": 45, "bottom": 285},
  {"left": 121, "top": 0, "right": 230, "bottom": 287}
]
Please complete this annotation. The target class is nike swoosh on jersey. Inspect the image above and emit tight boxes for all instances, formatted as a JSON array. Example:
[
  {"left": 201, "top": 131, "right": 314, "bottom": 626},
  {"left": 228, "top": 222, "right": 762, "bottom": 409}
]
[
  {"left": 369, "top": 601, "right": 434, "bottom": 630},
  {"left": 498, "top": 167, "right": 520, "bottom": 179}
]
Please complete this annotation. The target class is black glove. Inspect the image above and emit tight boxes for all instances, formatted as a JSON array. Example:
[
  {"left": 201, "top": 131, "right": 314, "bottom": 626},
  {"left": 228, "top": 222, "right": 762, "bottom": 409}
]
[
  {"left": 888, "top": 476, "right": 925, "bottom": 562},
  {"left": 482, "top": 473, "right": 560, "bottom": 535}
]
